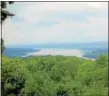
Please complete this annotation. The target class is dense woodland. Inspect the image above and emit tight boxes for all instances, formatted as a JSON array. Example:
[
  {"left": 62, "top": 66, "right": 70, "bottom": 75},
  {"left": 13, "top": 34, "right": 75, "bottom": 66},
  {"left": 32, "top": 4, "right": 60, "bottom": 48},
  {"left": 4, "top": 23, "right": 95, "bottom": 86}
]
[{"left": 1, "top": 54, "right": 108, "bottom": 96}]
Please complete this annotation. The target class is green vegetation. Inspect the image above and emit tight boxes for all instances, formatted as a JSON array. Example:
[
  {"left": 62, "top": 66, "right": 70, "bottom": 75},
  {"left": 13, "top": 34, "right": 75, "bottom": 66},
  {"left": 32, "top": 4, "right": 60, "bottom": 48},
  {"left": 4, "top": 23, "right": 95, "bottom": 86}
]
[
  {"left": 1, "top": 1, "right": 14, "bottom": 54},
  {"left": 2, "top": 55, "right": 108, "bottom": 96}
]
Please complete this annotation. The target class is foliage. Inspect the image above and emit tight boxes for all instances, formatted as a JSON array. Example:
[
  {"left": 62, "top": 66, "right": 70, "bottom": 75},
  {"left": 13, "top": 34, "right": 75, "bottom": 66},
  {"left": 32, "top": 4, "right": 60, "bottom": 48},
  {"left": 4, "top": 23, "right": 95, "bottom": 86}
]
[
  {"left": 1, "top": 38, "right": 5, "bottom": 54},
  {"left": 2, "top": 55, "right": 108, "bottom": 96},
  {"left": 1, "top": 1, "right": 14, "bottom": 23},
  {"left": 1, "top": 1, "right": 14, "bottom": 55}
]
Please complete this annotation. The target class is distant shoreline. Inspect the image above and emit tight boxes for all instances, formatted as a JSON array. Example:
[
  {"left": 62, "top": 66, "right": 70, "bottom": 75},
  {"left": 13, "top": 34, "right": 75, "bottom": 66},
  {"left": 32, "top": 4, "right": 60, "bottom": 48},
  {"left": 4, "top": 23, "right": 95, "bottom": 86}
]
[
  {"left": 22, "top": 48, "right": 95, "bottom": 60},
  {"left": 24, "top": 48, "right": 84, "bottom": 57},
  {"left": 5, "top": 47, "right": 107, "bottom": 60}
]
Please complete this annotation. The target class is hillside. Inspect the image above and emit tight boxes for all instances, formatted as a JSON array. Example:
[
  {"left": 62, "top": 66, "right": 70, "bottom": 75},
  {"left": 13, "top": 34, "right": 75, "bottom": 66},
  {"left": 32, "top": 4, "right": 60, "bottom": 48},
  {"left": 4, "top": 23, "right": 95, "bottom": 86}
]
[{"left": 2, "top": 55, "right": 108, "bottom": 96}]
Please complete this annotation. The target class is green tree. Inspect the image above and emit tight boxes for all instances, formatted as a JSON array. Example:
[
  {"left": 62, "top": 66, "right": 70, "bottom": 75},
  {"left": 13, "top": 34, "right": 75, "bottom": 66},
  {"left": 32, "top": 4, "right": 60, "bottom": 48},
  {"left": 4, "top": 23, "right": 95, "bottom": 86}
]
[
  {"left": 95, "top": 53, "right": 108, "bottom": 67},
  {"left": 1, "top": 2, "right": 15, "bottom": 96},
  {"left": 1, "top": 1, "right": 14, "bottom": 54},
  {"left": 1, "top": 38, "right": 5, "bottom": 54}
]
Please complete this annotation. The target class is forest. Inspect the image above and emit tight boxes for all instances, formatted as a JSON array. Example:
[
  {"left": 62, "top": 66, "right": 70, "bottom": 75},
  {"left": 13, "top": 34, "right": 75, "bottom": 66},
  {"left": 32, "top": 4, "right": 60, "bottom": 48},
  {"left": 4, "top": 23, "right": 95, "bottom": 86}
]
[{"left": 1, "top": 54, "right": 108, "bottom": 96}]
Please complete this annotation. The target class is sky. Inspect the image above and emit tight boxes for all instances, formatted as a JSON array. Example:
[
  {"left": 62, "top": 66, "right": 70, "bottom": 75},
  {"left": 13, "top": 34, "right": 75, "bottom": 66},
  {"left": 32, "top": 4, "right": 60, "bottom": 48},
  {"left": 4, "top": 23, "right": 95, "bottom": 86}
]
[{"left": 2, "top": 2, "right": 108, "bottom": 45}]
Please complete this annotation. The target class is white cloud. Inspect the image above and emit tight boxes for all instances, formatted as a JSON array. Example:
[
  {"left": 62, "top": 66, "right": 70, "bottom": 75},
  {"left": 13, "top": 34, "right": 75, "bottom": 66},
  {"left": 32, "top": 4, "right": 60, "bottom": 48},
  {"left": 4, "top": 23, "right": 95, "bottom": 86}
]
[
  {"left": 8, "top": 2, "right": 107, "bottom": 25},
  {"left": 2, "top": 2, "right": 108, "bottom": 45}
]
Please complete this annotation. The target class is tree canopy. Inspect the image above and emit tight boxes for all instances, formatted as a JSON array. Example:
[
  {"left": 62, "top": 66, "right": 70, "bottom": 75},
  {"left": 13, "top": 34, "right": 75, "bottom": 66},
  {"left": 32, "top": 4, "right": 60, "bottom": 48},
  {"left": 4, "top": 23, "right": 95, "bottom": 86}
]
[{"left": 2, "top": 55, "right": 108, "bottom": 96}]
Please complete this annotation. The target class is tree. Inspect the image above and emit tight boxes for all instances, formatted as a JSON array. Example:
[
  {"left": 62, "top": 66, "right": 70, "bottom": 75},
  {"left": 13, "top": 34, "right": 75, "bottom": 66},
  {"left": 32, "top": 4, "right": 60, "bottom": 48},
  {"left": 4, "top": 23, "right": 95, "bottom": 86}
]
[
  {"left": 1, "top": 1, "right": 15, "bottom": 54},
  {"left": 1, "top": 1, "right": 14, "bottom": 23},
  {"left": 1, "top": 38, "right": 5, "bottom": 54},
  {"left": 1, "top": 2, "right": 15, "bottom": 96},
  {"left": 95, "top": 53, "right": 108, "bottom": 67}
]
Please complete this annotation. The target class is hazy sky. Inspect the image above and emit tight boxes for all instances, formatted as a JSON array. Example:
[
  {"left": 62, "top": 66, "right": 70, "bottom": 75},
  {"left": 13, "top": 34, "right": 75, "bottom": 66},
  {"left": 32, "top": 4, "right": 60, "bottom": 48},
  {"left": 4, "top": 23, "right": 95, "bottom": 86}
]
[{"left": 2, "top": 2, "right": 108, "bottom": 45}]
